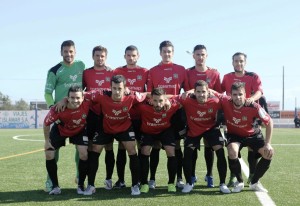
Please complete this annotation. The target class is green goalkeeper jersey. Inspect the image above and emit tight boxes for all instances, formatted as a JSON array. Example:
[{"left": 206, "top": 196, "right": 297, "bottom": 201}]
[{"left": 44, "top": 60, "right": 85, "bottom": 105}]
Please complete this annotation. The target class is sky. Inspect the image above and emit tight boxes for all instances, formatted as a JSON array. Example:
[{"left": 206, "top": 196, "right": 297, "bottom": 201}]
[{"left": 0, "top": 0, "right": 299, "bottom": 110}]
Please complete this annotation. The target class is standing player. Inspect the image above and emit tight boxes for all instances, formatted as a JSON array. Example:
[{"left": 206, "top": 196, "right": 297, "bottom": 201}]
[
  {"left": 212, "top": 82, "right": 274, "bottom": 193},
  {"left": 186, "top": 44, "right": 222, "bottom": 187},
  {"left": 82, "top": 45, "right": 115, "bottom": 190},
  {"left": 147, "top": 40, "right": 190, "bottom": 189},
  {"left": 178, "top": 80, "right": 230, "bottom": 194},
  {"left": 138, "top": 88, "right": 179, "bottom": 193},
  {"left": 83, "top": 75, "right": 147, "bottom": 196},
  {"left": 44, "top": 86, "right": 89, "bottom": 195},
  {"left": 44, "top": 40, "right": 85, "bottom": 192},
  {"left": 221, "top": 52, "right": 263, "bottom": 186},
  {"left": 113, "top": 45, "right": 148, "bottom": 188}
]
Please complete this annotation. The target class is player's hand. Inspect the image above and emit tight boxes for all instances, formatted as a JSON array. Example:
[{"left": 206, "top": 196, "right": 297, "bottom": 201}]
[
  {"left": 44, "top": 140, "right": 54, "bottom": 151},
  {"left": 245, "top": 97, "right": 254, "bottom": 106},
  {"left": 263, "top": 143, "right": 274, "bottom": 159},
  {"left": 124, "top": 87, "right": 131, "bottom": 95},
  {"left": 55, "top": 98, "right": 67, "bottom": 112}
]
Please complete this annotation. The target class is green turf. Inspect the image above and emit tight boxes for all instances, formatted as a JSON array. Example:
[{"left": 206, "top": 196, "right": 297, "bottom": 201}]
[{"left": 0, "top": 128, "right": 299, "bottom": 205}]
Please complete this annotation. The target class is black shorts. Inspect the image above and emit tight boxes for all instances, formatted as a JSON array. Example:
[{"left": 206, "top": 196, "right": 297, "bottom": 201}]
[
  {"left": 184, "top": 127, "right": 224, "bottom": 150},
  {"left": 140, "top": 127, "right": 176, "bottom": 147},
  {"left": 86, "top": 110, "right": 103, "bottom": 140},
  {"left": 131, "top": 119, "right": 142, "bottom": 141},
  {"left": 49, "top": 124, "right": 88, "bottom": 150},
  {"left": 93, "top": 127, "right": 136, "bottom": 145},
  {"left": 171, "top": 108, "right": 187, "bottom": 140},
  {"left": 227, "top": 131, "right": 265, "bottom": 152}
]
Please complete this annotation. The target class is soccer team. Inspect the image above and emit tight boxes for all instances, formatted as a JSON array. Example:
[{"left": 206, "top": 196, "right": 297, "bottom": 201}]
[{"left": 43, "top": 40, "right": 274, "bottom": 196}]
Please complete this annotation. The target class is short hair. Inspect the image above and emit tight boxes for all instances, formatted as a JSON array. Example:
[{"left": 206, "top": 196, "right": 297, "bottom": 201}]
[
  {"left": 193, "top": 44, "right": 207, "bottom": 53},
  {"left": 194, "top": 80, "right": 208, "bottom": 90},
  {"left": 159, "top": 40, "right": 174, "bottom": 51},
  {"left": 61, "top": 40, "right": 75, "bottom": 51},
  {"left": 231, "top": 82, "right": 245, "bottom": 92},
  {"left": 111, "top": 75, "right": 126, "bottom": 86},
  {"left": 68, "top": 85, "right": 83, "bottom": 96},
  {"left": 125, "top": 45, "right": 138, "bottom": 54},
  {"left": 151, "top": 87, "right": 166, "bottom": 96},
  {"left": 92, "top": 45, "right": 108, "bottom": 56},
  {"left": 232, "top": 52, "right": 247, "bottom": 61}
]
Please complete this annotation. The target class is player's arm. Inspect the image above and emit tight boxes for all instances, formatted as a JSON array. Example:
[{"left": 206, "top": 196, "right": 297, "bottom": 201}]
[
  {"left": 263, "top": 118, "right": 274, "bottom": 159},
  {"left": 44, "top": 93, "right": 55, "bottom": 109},
  {"left": 44, "top": 70, "right": 57, "bottom": 108},
  {"left": 245, "top": 90, "right": 262, "bottom": 106}
]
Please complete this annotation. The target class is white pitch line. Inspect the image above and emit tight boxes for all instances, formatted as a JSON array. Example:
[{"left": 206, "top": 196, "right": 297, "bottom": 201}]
[
  {"left": 13, "top": 134, "right": 44, "bottom": 142},
  {"left": 272, "top": 144, "right": 300, "bottom": 146},
  {"left": 240, "top": 158, "right": 276, "bottom": 206}
]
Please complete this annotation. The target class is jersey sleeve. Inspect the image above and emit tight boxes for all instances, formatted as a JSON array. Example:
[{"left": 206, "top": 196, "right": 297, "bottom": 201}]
[
  {"left": 214, "top": 73, "right": 223, "bottom": 93},
  {"left": 44, "top": 107, "right": 59, "bottom": 126},
  {"left": 182, "top": 69, "right": 190, "bottom": 91},
  {"left": 257, "top": 105, "right": 271, "bottom": 125},
  {"left": 44, "top": 70, "right": 57, "bottom": 95},
  {"left": 221, "top": 75, "right": 227, "bottom": 93},
  {"left": 82, "top": 70, "right": 87, "bottom": 90},
  {"left": 252, "top": 74, "right": 263, "bottom": 94}
]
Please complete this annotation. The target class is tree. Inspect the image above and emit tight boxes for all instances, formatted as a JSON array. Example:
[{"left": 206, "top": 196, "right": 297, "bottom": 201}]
[
  {"left": 15, "top": 98, "right": 29, "bottom": 110},
  {"left": 0, "top": 92, "right": 13, "bottom": 110}
]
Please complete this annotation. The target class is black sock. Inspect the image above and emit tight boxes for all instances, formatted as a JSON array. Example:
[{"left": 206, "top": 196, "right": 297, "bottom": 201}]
[
  {"left": 228, "top": 158, "right": 243, "bottom": 182},
  {"left": 150, "top": 148, "right": 160, "bottom": 180},
  {"left": 251, "top": 158, "right": 271, "bottom": 184},
  {"left": 183, "top": 147, "right": 194, "bottom": 185},
  {"left": 78, "top": 159, "right": 88, "bottom": 186},
  {"left": 205, "top": 147, "right": 214, "bottom": 176},
  {"left": 140, "top": 154, "right": 150, "bottom": 184},
  {"left": 191, "top": 149, "right": 198, "bottom": 177},
  {"left": 175, "top": 148, "right": 183, "bottom": 179},
  {"left": 105, "top": 150, "right": 115, "bottom": 180},
  {"left": 129, "top": 154, "right": 139, "bottom": 186},
  {"left": 87, "top": 151, "right": 100, "bottom": 186},
  {"left": 248, "top": 150, "right": 258, "bottom": 175},
  {"left": 116, "top": 149, "right": 126, "bottom": 182},
  {"left": 167, "top": 156, "right": 177, "bottom": 184},
  {"left": 215, "top": 148, "right": 227, "bottom": 184},
  {"left": 46, "top": 159, "right": 58, "bottom": 187}
]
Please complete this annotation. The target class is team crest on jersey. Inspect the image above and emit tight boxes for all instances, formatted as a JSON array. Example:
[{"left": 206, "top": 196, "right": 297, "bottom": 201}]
[
  {"left": 208, "top": 108, "right": 213, "bottom": 113},
  {"left": 233, "top": 117, "right": 241, "bottom": 124},
  {"left": 112, "top": 109, "right": 122, "bottom": 116},
  {"left": 105, "top": 77, "right": 111, "bottom": 82},
  {"left": 73, "top": 119, "right": 82, "bottom": 125},
  {"left": 96, "top": 79, "right": 104, "bottom": 86},
  {"left": 128, "top": 79, "right": 136, "bottom": 85},
  {"left": 164, "top": 77, "right": 172, "bottom": 83},
  {"left": 123, "top": 106, "right": 128, "bottom": 112},
  {"left": 70, "top": 75, "right": 78, "bottom": 81},
  {"left": 173, "top": 73, "right": 178, "bottom": 79},
  {"left": 162, "top": 113, "right": 167, "bottom": 118},
  {"left": 242, "top": 116, "right": 247, "bottom": 121},
  {"left": 82, "top": 114, "right": 87, "bottom": 119},
  {"left": 137, "top": 75, "right": 142, "bottom": 80},
  {"left": 153, "top": 118, "right": 162, "bottom": 123},
  {"left": 197, "top": 111, "right": 206, "bottom": 117},
  {"left": 206, "top": 78, "right": 211, "bottom": 83}
]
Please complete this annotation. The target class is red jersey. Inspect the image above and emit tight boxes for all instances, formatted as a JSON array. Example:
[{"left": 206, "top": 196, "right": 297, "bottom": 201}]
[
  {"left": 186, "top": 66, "right": 222, "bottom": 92},
  {"left": 218, "top": 94, "right": 271, "bottom": 137},
  {"left": 82, "top": 66, "right": 114, "bottom": 115},
  {"left": 87, "top": 91, "right": 147, "bottom": 134},
  {"left": 114, "top": 65, "right": 148, "bottom": 119},
  {"left": 136, "top": 102, "right": 180, "bottom": 135},
  {"left": 177, "top": 95, "right": 221, "bottom": 137},
  {"left": 44, "top": 101, "right": 90, "bottom": 137},
  {"left": 221, "top": 71, "right": 263, "bottom": 98},
  {"left": 147, "top": 63, "right": 189, "bottom": 95}
]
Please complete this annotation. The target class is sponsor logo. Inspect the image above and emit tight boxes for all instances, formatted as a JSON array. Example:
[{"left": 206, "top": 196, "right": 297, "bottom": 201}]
[
  {"left": 73, "top": 119, "right": 82, "bottom": 125},
  {"left": 153, "top": 118, "right": 162, "bottom": 123},
  {"left": 232, "top": 117, "right": 241, "bottom": 124},
  {"left": 197, "top": 111, "right": 206, "bottom": 117},
  {"left": 112, "top": 109, "right": 122, "bottom": 116},
  {"left": 70, "top": 75, "right": 78, "bottom": 81},
  {"left": 128, "top": 78, "right": 136, "bottom": 85},
  {"left": 164, "top": 77, "right": 172, "bottom": 83},
  {"left": 96, "top": 79, "right": 104, "bottom": 86}
]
